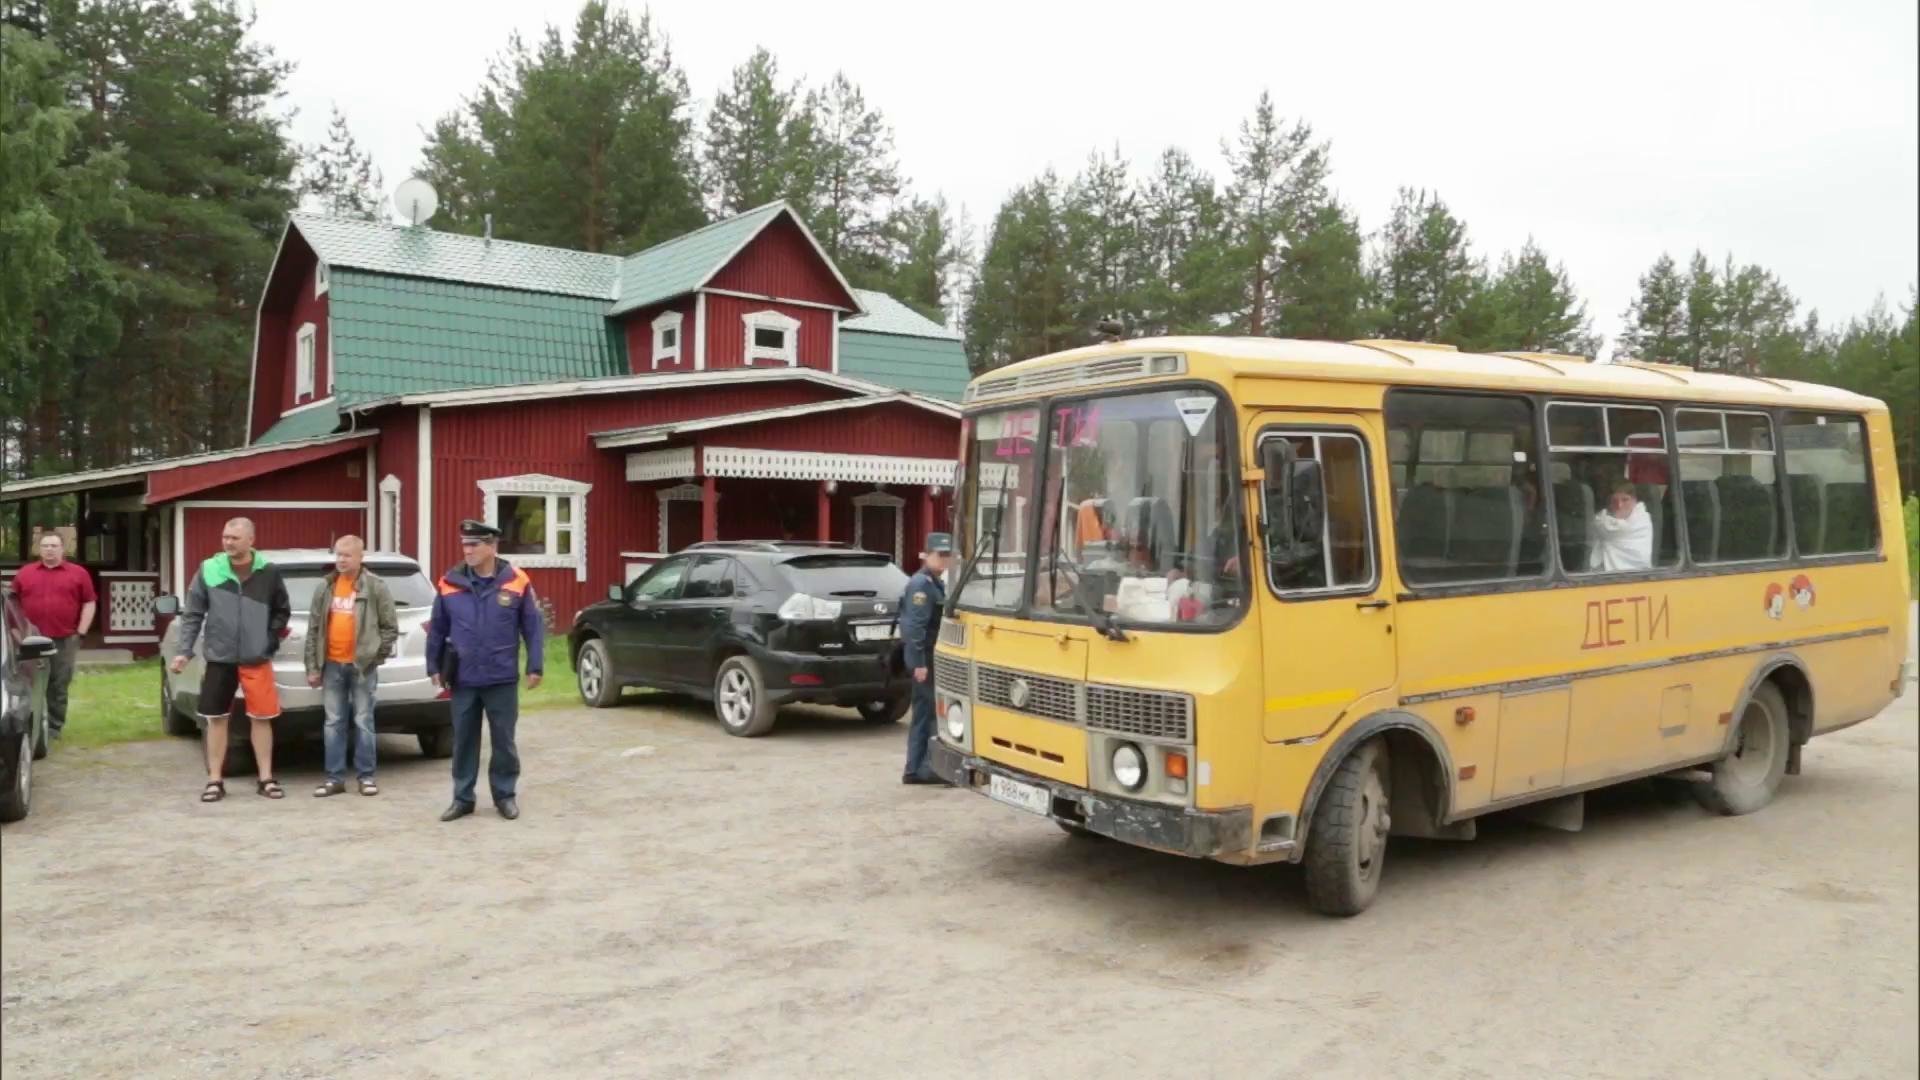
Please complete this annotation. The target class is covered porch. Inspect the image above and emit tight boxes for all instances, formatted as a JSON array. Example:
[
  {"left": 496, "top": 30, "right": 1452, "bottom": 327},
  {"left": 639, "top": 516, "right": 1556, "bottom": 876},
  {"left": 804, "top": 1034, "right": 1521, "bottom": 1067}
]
[{"left": 592, "top": 395, "right": 959, "bottom": 580}]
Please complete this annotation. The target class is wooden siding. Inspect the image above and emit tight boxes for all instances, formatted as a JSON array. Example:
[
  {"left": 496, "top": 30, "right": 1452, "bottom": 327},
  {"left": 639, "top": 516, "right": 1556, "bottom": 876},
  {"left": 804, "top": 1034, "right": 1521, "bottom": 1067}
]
[
  {"left": 706, "top": 215, "right": 856, "bottom": 309},
  {"left": 372, "top": 406, "right": 419, "bottom": 558},
  {"left": 429, "top": 381, "right": 850, "bottom": 618},
  {"left": 706, "top": 400, "right": 958, "bottom": 458},
  {"left": 701, "top": 293, "right": 834, "bottom": 374},
  {"left": 146, "top": 437, "right": 373, "bottom": 505},
  {"left": 183, "top": 505, "right": 365, "bottom": 564},
  {"left": 248, "top": 229, "right": 320, "bottom": 441},
  {"left": 280, "top": 261, "right": 329, "bottom": 411},
  {"left": 621, "top": 296, "right": 698, "bottom": 374}
]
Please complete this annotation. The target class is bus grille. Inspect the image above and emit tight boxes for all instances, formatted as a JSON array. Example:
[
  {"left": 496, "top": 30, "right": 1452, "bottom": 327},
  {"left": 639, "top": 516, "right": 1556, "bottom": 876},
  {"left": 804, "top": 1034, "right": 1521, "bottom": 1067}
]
[
  {"left": 975, "top": 664, "right": 1078, "bottom": 724},
  {"left": 1086, "top": 685, "right": 1193, "bottom": 743},
  {"left": 933, "top": 656, "right": 972, "bottom": 697}
]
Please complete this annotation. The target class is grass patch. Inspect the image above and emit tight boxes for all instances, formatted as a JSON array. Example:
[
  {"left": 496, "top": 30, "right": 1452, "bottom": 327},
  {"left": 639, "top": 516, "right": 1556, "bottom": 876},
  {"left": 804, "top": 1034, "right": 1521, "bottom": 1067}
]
[
  {"left": 523, "top": 637, "right": 579, "bottom": 713},
  {"left": 1905, "top": 494, "right": 1918, "bottom": 598},
  {"left": 63, "top": 658, "right": 167, "bottom": 749}
]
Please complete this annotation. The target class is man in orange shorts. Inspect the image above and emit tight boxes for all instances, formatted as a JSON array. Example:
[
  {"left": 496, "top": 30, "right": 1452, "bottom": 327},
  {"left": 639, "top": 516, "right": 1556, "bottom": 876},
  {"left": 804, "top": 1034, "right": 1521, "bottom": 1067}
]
[{"left": 170, "top": 518, "right": 292, "bottom": 801}]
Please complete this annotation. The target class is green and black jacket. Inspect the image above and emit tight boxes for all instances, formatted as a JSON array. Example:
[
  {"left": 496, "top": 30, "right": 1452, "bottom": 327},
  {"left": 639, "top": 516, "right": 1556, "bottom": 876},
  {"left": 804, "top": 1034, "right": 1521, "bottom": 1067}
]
[{"left": 176, "top": 553, "right": 291, "bottom": 666}]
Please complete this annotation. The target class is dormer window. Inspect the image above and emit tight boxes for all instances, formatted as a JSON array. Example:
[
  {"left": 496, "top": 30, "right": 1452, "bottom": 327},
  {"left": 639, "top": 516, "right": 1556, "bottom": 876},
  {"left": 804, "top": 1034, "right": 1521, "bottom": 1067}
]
[
  {"left": 652, "top": 311, "right": 684, "bottom": 369},
  {"left": 295, "top": 323, "right": 317, "bottom": 402},
  {"left": 743, "top": 310, "right": 800, "bottom": 367}
]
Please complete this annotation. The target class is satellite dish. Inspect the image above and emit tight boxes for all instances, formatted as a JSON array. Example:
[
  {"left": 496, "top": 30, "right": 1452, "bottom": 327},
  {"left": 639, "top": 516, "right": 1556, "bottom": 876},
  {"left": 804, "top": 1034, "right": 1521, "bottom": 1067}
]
[{"left": 391, "top": 178, "right": 439, "bottom": 226}]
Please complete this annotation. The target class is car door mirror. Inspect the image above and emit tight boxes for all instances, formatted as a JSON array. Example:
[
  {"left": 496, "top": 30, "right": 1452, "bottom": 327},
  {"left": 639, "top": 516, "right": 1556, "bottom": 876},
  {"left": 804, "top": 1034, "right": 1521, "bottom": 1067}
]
[
  {"left": 18, "top": 635, "right": 55, "bottom": 661},
  {"left": 152, "top": 595, "right": 179, "bottom": 617},
  {"left": 607, "top": 584, "right": 624, "bottom": 602}
]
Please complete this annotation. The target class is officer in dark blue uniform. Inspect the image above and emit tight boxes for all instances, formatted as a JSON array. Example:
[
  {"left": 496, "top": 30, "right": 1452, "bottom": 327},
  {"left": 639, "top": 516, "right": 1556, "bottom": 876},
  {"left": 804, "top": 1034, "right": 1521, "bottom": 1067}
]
[
  {"left": 427, "top": 520, "right": 544, "bottom": 821},
  {"left": 899, "top": 532, "right": 955, "bottom": 785}
]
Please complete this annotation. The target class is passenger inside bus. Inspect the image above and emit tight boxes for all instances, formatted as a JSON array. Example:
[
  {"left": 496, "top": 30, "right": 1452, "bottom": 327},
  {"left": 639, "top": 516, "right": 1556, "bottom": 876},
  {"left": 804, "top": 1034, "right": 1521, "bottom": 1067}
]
[{"left": 1586, "top": 481, "right": 1654, "bottom": 572}]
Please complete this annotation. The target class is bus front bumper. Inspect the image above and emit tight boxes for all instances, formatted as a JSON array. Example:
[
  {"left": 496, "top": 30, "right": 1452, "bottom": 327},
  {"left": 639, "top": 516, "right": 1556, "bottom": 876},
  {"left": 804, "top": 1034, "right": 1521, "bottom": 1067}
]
[{"left": 928, "top": 740, "right": 1252, "bottom": 860}]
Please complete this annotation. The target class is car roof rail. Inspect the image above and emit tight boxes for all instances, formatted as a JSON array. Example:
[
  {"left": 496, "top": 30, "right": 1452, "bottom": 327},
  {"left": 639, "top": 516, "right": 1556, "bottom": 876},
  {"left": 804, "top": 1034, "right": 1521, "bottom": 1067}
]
[{"left": 685, "top": 539, "right": 858, "bottom": 552}]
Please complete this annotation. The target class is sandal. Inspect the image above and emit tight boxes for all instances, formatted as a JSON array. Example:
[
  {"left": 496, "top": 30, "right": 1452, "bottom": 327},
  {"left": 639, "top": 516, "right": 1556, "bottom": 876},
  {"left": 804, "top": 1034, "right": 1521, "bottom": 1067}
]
[
  {"left": 314, "top": 779, "right": 346, "bottom": 798},
  {"left": 256, "top": 778, "right": 285, "bottom": 800},
  {"left": 357, "top": 779, "right": 379, "bottom": 797},
  {"left": 200, "top": 780, "right": 225, "bottom": 803}
]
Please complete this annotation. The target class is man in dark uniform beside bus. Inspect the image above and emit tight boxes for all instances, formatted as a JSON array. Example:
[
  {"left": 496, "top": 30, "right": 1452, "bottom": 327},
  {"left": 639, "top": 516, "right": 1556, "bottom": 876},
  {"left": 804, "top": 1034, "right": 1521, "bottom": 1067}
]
[
  {"left": 427, "top": 519, "right": 544, "bottom": 821},
  {"left": 899, "top": 532, "right": 955, "bottom": 786}
]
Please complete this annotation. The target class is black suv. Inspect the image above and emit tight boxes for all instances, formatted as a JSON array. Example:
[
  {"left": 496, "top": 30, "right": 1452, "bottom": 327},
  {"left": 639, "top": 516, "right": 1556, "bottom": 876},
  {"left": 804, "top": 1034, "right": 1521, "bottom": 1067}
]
[
  {"left": 2, "top": 585, "right": 56, "bottom": 823},
  {"left": 569, "top": 542, "right": 914, "bottom": 736}
]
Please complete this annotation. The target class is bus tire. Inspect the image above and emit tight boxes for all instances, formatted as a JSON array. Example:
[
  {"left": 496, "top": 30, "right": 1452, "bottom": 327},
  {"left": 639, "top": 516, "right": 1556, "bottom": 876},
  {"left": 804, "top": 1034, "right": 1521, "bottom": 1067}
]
[
  {"left": 1694, "top": 682, "right": 1790, "bottom": 816},
  {"left": 1303, "top": 738, "right": 1391, "bottom": 917}
]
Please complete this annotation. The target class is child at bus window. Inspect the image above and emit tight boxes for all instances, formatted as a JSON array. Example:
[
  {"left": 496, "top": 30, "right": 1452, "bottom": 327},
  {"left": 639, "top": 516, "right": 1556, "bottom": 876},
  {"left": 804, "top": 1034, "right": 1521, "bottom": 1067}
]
[{"left": 1587, "top": 482, "right": 1654, "bottom": 572}]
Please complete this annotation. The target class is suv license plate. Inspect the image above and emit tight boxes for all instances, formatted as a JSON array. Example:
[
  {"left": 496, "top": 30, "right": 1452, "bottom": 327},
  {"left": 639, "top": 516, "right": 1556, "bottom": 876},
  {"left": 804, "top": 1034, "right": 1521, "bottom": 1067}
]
[
  {"left": 853, "top": 623, "right": 897, "bottom": 641},
  {"left": 988, "top": 774, "right": 1051, "bottom": 816}
]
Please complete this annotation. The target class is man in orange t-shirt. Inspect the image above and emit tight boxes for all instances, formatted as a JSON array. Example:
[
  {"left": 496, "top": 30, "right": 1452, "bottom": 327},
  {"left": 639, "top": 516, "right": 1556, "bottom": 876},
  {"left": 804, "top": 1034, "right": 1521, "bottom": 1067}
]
[{"left": 302, "top": 536, "right": 399, "bottom": 797}]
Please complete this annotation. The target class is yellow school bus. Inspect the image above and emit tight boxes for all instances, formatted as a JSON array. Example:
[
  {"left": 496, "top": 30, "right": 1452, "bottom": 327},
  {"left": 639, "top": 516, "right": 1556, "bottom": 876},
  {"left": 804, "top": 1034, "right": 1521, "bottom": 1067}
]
[{"left": 927, "top": 338, "right": 1911, "bottom": 915}]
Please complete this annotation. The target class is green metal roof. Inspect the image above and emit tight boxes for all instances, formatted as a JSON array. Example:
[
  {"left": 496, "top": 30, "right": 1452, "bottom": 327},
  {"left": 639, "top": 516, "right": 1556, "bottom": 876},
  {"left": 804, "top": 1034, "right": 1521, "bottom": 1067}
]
[
  {"left": 253, "top": 403, "right": 343, "bottom": 445},
  {"left": 608, "top": 202, "right": 789, "bottom": 316},
  {"left": 328, "top": 270, "right": 626, "bottom": 403},
  {"left": 838, "top": 330, "right": 970, "bottom": 401},
  {"left": 291, "top": 213, "right": 619, "bottom": 300},
  {"left": 843, "top": 290, "right": 960, "bottom": 340}
]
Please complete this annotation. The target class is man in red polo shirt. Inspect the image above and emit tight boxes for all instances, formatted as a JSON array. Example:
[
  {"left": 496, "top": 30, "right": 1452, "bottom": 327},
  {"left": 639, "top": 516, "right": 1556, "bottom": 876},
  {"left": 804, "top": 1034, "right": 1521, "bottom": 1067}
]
[{"left": 12, "top": 533, "right": 96, "bottom": 740}]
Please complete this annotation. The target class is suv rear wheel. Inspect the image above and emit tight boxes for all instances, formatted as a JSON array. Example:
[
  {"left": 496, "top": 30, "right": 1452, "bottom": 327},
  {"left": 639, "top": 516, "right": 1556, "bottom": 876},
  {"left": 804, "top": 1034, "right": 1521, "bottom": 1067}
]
[
  {"left": 714, "top": 656, "right": 777, "bottom": 737},
  {"left": 0, "top": 731, "right": 31, "bottom": 823},
  {"left": 417, "top": 728, "right": 454, "bottom": 758}
]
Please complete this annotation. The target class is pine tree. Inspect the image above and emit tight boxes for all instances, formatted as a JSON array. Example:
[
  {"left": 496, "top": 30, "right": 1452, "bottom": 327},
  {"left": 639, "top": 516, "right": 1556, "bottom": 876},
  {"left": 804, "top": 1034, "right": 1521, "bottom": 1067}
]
[
  {"left": 1136, "top": 148, "right": 1233, "bottom": 335},
  {"left": 1372, "top": 188, "right": 1478, "bottom": 344},
  {"left": 701, "top": 47, "right": 816, "bottom": 218},
  {"left": 803, "top": 72, "right": 901, "bottom": 266},
  {"left": 50, "top": 0, "right": 299, "bottom": 461},
  {"left": 1620, "top": 254, "right": 1688, "bottom": 363},
  {"left": 1222, "top": 92, "right": 1329, "bottom": 335},
  {"left": 964, "top": 175, "right": 1074, "bottom": 372},
  {"left": 0, "top": 20, "right": 127, "bottom": 479},
  {"left": 1272, "top": 200, "right": 1370, "bottom": 341},
  {"left": 880, "top": 195, "right": 967, "bottom": 322},
  {"left": 299, "top": 106, "right": 383, "bottom": 220},
  {"left": 419, "top": 2, "right": 703, "bottom": 253},
  {"left": 1479, "top": 239, "right": 1590, "bottom": 353},
  {"left": 1062, "top": 147, "right": 1145, "bottom": 337},
  {"left": 1681, "top": 250, "right": 1720, "bottom": 369}
]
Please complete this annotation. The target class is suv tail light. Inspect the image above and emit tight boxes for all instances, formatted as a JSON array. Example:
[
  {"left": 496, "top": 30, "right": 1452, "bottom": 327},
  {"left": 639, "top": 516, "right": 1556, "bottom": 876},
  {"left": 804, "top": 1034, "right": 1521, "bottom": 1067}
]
[{"left": 777, "top": 593, "right": 843, "bottom": 622}]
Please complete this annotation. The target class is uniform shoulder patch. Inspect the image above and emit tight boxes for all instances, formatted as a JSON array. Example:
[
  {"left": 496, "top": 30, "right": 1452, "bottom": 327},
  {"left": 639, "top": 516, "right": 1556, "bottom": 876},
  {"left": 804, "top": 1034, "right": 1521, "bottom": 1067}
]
[{"left": 911, "top": 592, "right": 928, "bottom": 606}]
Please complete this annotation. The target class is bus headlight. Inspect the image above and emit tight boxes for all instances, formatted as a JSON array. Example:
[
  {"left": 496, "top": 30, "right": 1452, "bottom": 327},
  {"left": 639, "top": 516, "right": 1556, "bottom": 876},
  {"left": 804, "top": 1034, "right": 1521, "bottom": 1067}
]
[
  {"left": 1110, "top": 742, "right": 1146, "bottom": 791},
  {"left": 943, "top": 699, "right": 969, "bottom": 742}
]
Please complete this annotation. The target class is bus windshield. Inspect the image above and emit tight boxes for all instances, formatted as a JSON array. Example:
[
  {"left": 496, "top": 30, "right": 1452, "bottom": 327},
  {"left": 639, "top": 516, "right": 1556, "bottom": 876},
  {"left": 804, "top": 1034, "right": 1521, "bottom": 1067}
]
[{"left": 956, "top": 388, "right": 1245, "bottom": 628}]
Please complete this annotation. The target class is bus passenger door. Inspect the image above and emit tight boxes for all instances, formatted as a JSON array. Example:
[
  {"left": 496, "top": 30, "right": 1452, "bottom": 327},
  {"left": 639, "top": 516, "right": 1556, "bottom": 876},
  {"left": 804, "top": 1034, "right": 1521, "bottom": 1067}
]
[{"left": 1253, "top": 417, "right": 1398, "bottom": 744}]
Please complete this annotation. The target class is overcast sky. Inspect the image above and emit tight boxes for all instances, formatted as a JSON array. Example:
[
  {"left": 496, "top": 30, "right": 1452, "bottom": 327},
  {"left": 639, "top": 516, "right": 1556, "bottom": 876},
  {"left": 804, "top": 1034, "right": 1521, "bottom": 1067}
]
[{"left": 255, "top": 0, "right": 1917, "bottom": 342}]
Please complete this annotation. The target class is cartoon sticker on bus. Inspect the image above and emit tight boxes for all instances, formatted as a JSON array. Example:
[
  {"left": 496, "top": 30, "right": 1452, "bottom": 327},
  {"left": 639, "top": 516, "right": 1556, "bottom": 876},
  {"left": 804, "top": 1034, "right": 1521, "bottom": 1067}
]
[
  {"left": 1764, "top": 582, "right": 1786, "bottom": 620},
  {"left": 1790, "top": 574, "right": 1815, "bottom": 610}
]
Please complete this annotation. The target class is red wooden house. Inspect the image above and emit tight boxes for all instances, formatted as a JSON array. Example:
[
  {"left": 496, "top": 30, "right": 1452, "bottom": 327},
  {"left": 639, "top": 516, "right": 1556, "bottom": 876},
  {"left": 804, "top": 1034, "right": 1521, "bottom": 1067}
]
[{"left": 1, "top": 203, "right": 970, "bottom": 652}]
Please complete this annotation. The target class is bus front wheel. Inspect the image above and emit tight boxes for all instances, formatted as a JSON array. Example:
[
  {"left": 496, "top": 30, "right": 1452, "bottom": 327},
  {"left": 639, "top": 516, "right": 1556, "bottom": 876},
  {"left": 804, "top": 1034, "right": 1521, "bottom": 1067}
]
[
  {"left": 1694, "top": 682, "right": 1790, "bottom": 816},
  {"left": 1303, "top": 738, "right": 1391, "bottom": 917}
]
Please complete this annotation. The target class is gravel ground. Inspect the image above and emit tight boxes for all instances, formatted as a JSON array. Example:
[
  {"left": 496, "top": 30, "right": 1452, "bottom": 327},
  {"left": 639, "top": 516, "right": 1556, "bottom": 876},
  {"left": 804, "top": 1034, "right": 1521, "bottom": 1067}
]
[{"left": 3, "top": 649, "right": 1914, "bottom": 1080}]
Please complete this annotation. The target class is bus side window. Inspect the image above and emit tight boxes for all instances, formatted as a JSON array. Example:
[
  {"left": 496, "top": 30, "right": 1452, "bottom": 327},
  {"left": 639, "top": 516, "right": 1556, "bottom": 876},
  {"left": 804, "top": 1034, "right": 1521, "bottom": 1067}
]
[
  {"left": 1384, "top": 391, "right": 1549, "bottom": 586},
  {"left": 1261, "top": 431, "right": 1376, "bottom": 595},
  {"left": 1783, "top": 411, "right": 1877, "bottom": 555}
]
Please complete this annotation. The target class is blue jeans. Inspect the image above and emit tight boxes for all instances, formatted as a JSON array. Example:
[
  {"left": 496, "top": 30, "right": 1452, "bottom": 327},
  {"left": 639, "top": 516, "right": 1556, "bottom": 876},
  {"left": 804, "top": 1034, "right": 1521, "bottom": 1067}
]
[
  {"left": 450, "top": 682, "right": 519, "bottom": 807},
  {"left": 905, "top": 678, "right": 937, "bottom": 780},
  {"left": 322, "top": 662, "right": 378, "bottom": 783}
]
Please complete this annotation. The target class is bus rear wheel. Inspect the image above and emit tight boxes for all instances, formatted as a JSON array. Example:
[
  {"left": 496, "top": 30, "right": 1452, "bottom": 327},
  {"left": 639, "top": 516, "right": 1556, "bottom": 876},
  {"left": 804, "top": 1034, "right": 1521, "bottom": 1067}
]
[
  {"left": 1694, "top": 682, "right": 1790, "bottom": 816},
  {"left": 1303, "top": 738, "right": 1391, "bottom": 917}
]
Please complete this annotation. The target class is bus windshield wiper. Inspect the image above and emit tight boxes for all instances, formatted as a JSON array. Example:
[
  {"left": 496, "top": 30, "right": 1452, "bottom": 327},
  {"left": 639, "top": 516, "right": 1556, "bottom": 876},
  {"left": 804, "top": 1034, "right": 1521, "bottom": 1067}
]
[{"left": 947, "top": 458, "right": 1013, "bottom": 616}]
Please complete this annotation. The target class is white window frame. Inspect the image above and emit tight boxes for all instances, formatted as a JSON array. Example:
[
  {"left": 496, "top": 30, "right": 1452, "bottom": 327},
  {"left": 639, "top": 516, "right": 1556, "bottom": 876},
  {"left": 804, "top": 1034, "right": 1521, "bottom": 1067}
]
[
  {"left": 315, "top": 260, "right": 330, "bottom": 297},
  {"left": 378, "top": 474, "right": 403, "bottom": 553},
  {"left": 655, "top": 482, "right": 714, "bottom": 552},
  {"left": 652, "top": 311, "right": 684, "bottom": 369},
  {"left": 295, "top": 323, "right": 317, "bottom": 402},
  {"left": 478, "top": 473, "right": 594, "bottom": 581},
  {"left": 743, "top": 309, "right": 801, "bottom": 367},
  {"left": 852, "top": 489, "right": 906, "bottom": 563}
]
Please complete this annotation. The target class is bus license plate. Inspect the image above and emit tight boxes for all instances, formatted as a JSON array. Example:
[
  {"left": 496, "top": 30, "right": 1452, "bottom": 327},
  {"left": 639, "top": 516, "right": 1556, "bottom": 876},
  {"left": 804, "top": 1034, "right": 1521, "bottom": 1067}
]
[
  {"left": 853, "top": 623, "right": 896, "bottom": 641},
  {"left": 988, "top": 775, "right": 1051, "bottom": 816}
]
